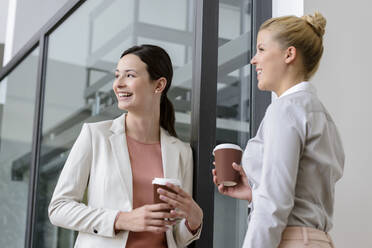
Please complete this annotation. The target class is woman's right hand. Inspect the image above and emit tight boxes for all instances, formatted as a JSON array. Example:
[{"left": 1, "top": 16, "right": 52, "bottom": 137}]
[
  {"left": 114, "top": 203, "right": 177, "bottom": 233},
  {"left": 212, "top": 162, "right": 252, "bottom": 201}
]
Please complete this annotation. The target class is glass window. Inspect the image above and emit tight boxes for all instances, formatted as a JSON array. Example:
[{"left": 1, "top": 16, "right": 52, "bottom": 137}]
[
  {"left": 0, "top": 47, "right": 39, "bottom": 248},
  {"left": 34, "top": 0, "right": 195, "bottom": 246},
  {"left": 213, "top": 0, "right": 252, "bottom": 247}
]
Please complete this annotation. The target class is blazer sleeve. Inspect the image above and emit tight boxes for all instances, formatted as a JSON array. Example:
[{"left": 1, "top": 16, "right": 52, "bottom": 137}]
[
  {"left": 48, "top": 124, "right": 119, "bottom": 237},
  {"left": 173, "top": 144, "right": 202, "bottom": 247}
]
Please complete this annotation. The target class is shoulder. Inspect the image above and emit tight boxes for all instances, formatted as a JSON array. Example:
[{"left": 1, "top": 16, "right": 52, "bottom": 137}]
[
  {"left": 83, "top": 119, "right": 114, "bottom": 138},
  {"left": 164, "top": 129, "right": 191, "bottom": 149},
  {"left": 266, "top": 96, "right": 305, "bottom": 124},
  {"left": 85, "top": 119, "right": 113, "bottom": 130},
  {"left": 264, "top": 94, "right": 311, "bottom": 139},
  {"left": 171, "top": 137, "right": 193, "bottom": 171},
  {"left": 267, "top": 91, "right": 326, "bottom": 121},
  {"left": 162, "top": 129, "right": 192, "bottom": 157},
  {"left": 174, "top": 136, "right": 192, "bottom": 153}
]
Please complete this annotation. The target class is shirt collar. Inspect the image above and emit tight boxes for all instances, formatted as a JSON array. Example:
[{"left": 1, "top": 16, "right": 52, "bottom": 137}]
[{"left": 277, "top": 81, "right": 317, "bottom": 99}]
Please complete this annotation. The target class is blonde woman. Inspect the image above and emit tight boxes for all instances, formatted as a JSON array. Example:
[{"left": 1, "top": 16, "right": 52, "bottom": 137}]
[
  {"left": 212, "top": 13, "right": 344, "bottom": 248},
  {"left": 49, "top": 45, "right": 203, "bottom": 247}
]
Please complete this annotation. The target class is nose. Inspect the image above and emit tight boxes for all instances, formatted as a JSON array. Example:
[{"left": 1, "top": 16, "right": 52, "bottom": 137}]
[
  {"left": 250, "top": 54, "right": 257, "bottom": 65},
  {"left": 114, "top": 76, "right": 126, "bottom": 88}
]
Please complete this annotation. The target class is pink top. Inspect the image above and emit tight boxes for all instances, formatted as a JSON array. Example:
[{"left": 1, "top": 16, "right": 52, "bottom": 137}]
[{"left": 125, "top": 135, "right": 167, "bottom": 248}]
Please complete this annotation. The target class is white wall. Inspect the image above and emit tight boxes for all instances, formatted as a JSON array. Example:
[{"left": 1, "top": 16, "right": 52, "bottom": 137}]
[
  {"left": 8, "top": 0, "right": 70, "bottom": 59},
  {"left": 0, "top": 0, "right": 9, "bottom": 44},
  {"left": 272, "top": 0, "right": 303, "bottom": 17},
  {"left": 304, "top": 1, "right": 372, "bottom": 247}
]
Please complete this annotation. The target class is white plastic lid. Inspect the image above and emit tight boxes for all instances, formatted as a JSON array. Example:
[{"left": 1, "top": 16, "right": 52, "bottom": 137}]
[
  {"left": 213, "top": 143, "right": 243, "bottom": 155},
  {"left": 152, "top": 178, "right": 181, "bottom": 186}
]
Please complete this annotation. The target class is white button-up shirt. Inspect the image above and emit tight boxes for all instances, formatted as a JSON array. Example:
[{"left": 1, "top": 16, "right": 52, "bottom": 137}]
[{"left": 242, "top": 82, "right": 345, "bottom": 248}]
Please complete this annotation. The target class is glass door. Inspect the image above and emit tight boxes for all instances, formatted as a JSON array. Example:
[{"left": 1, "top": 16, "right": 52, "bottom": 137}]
[{"left": 213, "top": 0, "right": 252, "bottom": 247}]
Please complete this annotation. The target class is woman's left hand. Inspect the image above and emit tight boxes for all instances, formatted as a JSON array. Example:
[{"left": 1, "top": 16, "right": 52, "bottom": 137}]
[{"left": 157, "top": 183, "right": 203, "bottom": 231}]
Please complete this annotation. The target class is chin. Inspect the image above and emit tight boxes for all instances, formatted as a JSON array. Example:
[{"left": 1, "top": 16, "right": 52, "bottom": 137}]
[
  {"left": 117, "top": 103, "right": 130, "bottom": 111},
  {"left": 257, "top": 81, "right": 266, "bottom": 91}
]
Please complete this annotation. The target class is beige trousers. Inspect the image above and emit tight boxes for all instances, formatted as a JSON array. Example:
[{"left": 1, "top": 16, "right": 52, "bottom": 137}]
[{"left": 278, "top": 226, "right": 335, "bottom": 248}]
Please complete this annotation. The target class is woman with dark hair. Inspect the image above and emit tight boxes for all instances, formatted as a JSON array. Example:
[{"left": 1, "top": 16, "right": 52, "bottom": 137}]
[{"left": 48, "top": 44, "right": 203, "bottom": 248}]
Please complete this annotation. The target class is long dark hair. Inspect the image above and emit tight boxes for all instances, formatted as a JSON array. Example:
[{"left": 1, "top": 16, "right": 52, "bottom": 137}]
[{"left": 120, "top": 44, "right": 177, "bottom": 137}]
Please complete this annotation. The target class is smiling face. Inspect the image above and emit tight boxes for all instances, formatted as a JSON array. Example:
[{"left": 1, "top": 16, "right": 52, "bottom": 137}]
[
  {"left": 113, "top": 54, "right": 160, "bottom": 113},
  {"left": 250, "top": 29, "right": 288, "bottom": 93}
]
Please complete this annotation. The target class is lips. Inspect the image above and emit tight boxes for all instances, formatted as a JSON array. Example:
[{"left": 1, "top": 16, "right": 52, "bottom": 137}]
[{"left": 117, "top": 92, "right": 133, "bottom": 98}]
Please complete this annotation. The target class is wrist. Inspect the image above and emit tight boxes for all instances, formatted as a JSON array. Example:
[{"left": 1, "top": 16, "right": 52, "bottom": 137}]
[
  {"left": 185, "top": 219, "right": 201, "bottom": 234},
  {"left": 186, "top": 208, "right": 203, "bottom": 231},
  {"left": 186, "top": 220, "right": 201, "bottom": 231},
  {"left": 115, "top": 211, "right": 129, "bottom": 231},
  {"left": 114, "top": 212, "right": 122, "bottom": 230},
  {"left": 114, "top": 212, "right": 121, "bottom": 233}
]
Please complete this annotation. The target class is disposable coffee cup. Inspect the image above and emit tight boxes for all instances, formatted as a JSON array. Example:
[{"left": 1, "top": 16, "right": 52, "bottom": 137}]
[
  {"left": 213, "top": 143, "right": 243, "bottom": 186},
  {"left": 152, "top": 178, "right": 181, "bottom": 205}
]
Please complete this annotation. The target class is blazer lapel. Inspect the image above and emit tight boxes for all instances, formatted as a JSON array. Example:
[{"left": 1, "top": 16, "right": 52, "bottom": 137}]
[
  {"left": 160, "top": 128, "right": 180, "bottom": 182},
  {"left": 109, "top": 113, "right": 133, "bottom": 206}
]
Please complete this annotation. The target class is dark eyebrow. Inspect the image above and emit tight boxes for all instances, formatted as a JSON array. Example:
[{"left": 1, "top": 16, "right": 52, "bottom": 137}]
[{"left": 115, "top": 69, "right": 137, "bottom": 73}]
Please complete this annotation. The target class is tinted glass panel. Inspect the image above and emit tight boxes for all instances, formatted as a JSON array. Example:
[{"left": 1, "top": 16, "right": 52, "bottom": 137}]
[{"left": 0, "top": 47, "right": 39, "bottom": 248}]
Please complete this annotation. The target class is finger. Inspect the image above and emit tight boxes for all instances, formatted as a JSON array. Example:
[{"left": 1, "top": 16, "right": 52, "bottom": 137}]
[
  {"left": 164, "top": 183, "right": 188, "bottom": 198},
  {"left": 148, "top": 218, "right": 177, "bottom": 227},
  {"left": 148, "top": 203, "right": 173, "bottom": 211},
  {"left": 217, "top": 184, "right": 227, "bottom": 195},
  {"left": 212, "top": 170, "right": 220, "bottom": 186},
  {"left": 151, "top": 211, "right": 174, "bottom": 219},
  {"left": 159, "top": 195, "right": 182, "bottom": 209},
  {"left": 158, "top": 187, "right": 187, "bottom": 202},
  {"left": 164, "top": 219, "right": 178, "bottom": 225},
  {"left": 213, "top": 161, "right": 216, "bottom": 166},
  {"left": 232, "top": 162, "right": 246, "bottom": 176},
  {"left": 170, "top": 209, "right": 187, "bottom": 219},
  {"left": 213, "top": 174, "right": 219, "bottom": 186}
]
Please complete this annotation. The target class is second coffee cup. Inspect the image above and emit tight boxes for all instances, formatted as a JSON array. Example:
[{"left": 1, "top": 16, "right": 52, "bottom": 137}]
[
  {"left": 153, "top": 178, "right": 181, "bottom": 206},
  {"left": 213, "top": 143, "right": 243, "bottom": 186}
]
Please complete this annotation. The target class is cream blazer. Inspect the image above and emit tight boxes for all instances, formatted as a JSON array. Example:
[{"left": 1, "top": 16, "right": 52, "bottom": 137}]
[{"left": 48, "top": 114, "right": 201, "bottom": 248}]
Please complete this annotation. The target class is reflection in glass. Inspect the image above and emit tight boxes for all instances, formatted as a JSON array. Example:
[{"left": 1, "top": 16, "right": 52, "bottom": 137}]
[
  {"left": 0, "top": 48, "right": 39, "bottom": 248},
  {"left": 32, "top": 0, "right": 195, "bottom": 247},
  {"left": 214, "top": 0, "right": 252, "bottom": 247}
]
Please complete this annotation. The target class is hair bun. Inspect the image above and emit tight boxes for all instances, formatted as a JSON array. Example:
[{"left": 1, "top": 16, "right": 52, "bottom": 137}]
[{"left": 302, "top": 12, "right": 326, "bottom": 37}]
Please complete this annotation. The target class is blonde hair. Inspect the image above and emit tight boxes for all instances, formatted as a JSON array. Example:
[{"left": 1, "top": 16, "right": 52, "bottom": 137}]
[{"left": 260, "top": 12, "right": 327, "bottom": 80}]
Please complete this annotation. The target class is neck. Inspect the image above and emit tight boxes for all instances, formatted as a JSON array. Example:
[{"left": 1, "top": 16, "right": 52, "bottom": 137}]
[
  {"left": 274, "top": 69, "right": 305, "bottom": 97},
  {"left": 125, "top": 110, "right": 161, "bottom": 143}
]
